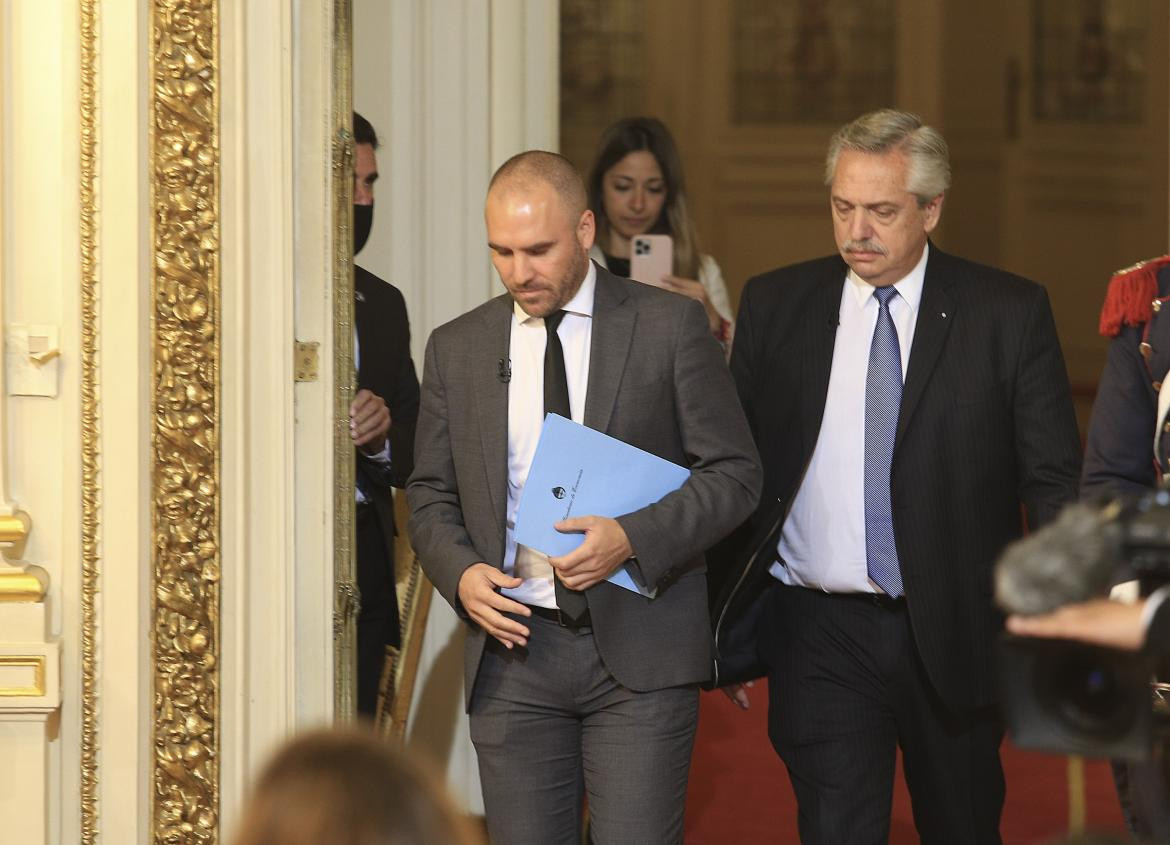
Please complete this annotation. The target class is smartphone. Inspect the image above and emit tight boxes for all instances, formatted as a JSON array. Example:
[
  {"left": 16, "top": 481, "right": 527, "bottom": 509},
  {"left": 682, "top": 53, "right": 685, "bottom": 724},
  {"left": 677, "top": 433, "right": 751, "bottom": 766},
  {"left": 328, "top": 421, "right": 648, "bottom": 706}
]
[{"left": 630, "top": 234, "right": 673, "bottom": 287}]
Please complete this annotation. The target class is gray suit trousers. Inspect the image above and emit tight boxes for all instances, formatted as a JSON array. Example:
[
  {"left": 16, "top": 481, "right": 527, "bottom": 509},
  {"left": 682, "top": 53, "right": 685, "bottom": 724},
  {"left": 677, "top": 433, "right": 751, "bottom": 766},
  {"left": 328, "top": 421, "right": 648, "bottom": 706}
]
[{"left": 470, "top": 613, "right": 699, "bottom": 845}]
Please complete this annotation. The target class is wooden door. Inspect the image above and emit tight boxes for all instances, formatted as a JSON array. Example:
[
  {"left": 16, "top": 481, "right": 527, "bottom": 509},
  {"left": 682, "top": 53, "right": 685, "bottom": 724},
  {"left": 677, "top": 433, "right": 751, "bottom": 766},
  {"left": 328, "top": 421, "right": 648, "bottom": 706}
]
[{"left": 998, "top": 0, "right": 1169, "bottom": 392}]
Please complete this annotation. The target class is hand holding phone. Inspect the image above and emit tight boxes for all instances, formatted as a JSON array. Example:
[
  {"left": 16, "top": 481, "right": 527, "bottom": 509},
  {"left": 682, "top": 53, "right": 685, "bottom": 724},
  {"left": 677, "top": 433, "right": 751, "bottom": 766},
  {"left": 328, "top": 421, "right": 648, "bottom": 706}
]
[{"left": 630, "top": 234, "right": 673, "bottom": 287}]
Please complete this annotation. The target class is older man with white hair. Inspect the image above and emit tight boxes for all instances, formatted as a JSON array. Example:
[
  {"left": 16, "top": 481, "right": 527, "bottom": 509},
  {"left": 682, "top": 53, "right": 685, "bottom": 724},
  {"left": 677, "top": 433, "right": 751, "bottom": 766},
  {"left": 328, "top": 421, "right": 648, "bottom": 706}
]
[{"left": 719, "top": 109, "right": 1082, "bottom": 843}]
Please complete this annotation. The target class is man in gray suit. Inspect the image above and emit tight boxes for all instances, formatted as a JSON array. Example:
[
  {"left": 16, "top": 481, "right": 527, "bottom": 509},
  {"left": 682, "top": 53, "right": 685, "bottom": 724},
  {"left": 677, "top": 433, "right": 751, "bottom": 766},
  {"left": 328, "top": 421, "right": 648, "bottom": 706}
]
[{"left": 408, "top": 151, "right": 761, "bottom": 844}]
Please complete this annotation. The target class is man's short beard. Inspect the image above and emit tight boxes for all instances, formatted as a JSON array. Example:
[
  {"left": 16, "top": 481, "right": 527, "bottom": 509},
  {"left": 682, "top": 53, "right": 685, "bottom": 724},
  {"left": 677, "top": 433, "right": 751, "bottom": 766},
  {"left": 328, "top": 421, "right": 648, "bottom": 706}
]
[{"left": 551, "top": 248, "right": 590, "bottom": 313}]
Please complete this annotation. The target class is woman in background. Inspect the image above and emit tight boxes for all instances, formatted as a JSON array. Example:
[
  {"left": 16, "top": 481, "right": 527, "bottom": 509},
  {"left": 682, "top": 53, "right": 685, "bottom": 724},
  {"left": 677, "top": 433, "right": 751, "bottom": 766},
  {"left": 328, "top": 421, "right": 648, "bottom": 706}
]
[
  {"left": 231, "top": 727, "right": 480, "bottom": 845},
  {"left": 587, "top": 116, "right": 734, "bottom": 346}
]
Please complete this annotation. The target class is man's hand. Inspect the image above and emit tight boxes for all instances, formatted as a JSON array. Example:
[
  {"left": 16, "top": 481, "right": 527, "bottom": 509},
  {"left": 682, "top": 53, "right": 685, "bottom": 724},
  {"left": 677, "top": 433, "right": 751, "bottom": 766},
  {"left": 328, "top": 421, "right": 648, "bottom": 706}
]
[
  {"left": 1006, "top": 598, "right": 1148, "bottom": 652},
  {"left": 720, "top": 682, "right": 753, "bottom": 711},
  {"left": 350, "top": 388, "right": 391, "bottom": 454},
  {"left": 456, "top": 563, "right": 532, "bottom": 649},
  {"left": 548, "top": 516, "right": 634, "bottom": 591}
]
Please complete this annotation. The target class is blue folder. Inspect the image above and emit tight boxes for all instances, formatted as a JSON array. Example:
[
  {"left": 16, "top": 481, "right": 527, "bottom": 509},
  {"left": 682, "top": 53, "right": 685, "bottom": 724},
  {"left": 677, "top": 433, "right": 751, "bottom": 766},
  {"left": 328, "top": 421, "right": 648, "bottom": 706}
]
[{"left": 513, "top": 414, "right": 691, "bottom": 597}]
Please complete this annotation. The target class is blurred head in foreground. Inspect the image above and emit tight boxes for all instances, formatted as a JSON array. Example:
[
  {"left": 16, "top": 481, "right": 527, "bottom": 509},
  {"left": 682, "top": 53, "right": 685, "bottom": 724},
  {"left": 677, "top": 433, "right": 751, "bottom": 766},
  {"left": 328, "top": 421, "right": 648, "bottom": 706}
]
[{"left": 231, "top": 727, "right": 480, "bottom": 845}]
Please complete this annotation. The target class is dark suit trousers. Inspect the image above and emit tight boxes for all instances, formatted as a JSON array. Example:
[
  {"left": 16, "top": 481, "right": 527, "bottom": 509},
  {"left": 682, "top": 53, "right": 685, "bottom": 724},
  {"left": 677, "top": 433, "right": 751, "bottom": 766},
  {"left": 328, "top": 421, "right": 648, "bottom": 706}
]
[
  {"left": 356, "top": 503, "right": 400, "bottom": 717},
  {"left": 470, "top": 613, "right": 699, "bottom": 845},
  {"left": 762, "top": 583, "right": 1004, "bottom": 845}
]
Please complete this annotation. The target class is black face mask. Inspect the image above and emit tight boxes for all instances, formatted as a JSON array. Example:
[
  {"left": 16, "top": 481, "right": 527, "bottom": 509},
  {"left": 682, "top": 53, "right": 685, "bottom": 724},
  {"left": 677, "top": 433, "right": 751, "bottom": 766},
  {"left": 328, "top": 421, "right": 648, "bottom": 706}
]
[{"left": 354, "top": 202, "right": 373, "bottom": 255}]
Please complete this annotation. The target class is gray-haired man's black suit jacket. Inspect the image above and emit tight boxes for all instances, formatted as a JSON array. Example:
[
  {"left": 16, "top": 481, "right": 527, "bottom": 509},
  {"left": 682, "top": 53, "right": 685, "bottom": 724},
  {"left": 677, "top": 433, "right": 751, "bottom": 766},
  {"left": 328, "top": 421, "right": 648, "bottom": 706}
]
[
  {"left": 408, "top": 264, "right": 762, "bottom": 707},
  {"left": 729, "top": 246, "right": 1082, "bottom": 710}
]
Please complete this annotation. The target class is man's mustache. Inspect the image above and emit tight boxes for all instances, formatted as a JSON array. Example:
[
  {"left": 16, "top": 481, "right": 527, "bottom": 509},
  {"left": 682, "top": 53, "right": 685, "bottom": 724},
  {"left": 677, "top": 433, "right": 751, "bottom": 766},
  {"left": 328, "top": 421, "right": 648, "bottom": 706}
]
[{"left": 843, "top": 240, "right": 888, "bottom": 255}]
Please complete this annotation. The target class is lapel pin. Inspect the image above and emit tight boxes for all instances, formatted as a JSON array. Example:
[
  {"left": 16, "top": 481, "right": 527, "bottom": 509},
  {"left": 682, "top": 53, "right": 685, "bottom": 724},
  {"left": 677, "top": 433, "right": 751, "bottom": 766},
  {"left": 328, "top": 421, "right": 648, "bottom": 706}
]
[
  {"left": 941, "top": 311, "right": 947, "bottom": 318},
  {"left": 355, "top": 291, "right": 366, "bottom": 303}
]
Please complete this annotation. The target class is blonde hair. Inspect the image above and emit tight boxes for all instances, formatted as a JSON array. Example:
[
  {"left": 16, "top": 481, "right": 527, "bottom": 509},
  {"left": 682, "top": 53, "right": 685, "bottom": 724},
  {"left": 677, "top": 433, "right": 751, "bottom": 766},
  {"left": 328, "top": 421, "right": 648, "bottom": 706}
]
[{"left": 231, "top": 728, "right": 480, "bottom": 845}]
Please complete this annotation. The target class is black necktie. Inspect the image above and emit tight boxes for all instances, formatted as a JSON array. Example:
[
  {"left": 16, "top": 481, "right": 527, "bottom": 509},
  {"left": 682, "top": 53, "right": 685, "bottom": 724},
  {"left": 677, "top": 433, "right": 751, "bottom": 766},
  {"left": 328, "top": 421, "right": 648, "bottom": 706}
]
[{"left": 544, "top": 311, "right": 588, "bottom": 622}]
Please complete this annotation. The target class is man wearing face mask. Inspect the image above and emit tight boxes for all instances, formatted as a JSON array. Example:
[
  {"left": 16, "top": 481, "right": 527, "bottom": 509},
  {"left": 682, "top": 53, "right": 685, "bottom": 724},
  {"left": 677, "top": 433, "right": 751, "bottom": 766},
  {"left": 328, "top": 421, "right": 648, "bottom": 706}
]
[{"left": 351, "top": 111, "right": 420, "bottom": 717}]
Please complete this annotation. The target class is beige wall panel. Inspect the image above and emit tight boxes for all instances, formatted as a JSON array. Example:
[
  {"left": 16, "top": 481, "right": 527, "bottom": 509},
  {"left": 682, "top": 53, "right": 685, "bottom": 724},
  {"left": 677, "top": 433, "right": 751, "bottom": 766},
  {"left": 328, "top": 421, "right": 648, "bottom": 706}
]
[
  {"left": 0, "top": 717, "right": 54, "bottom": 843},
  {"left": 3, "top": 0, "right": 79, "bottom": 630},
  {"left": 91, "top": 0, "right": 152, "bottom": 837},
  {"left": 940, "top": 146, "right": 1005, "bottom": 264},
  {"left": 2, "top": 1, "right": 84, "bottom": 842},
  {"left": 92, "top": 0, "right": 151, "bottom": 563},
  {"left": 219, "top": 1, "right": 310, "bottom": 837},
  {"left": 712, "top": 202, "right": 835, "bottom": 293},
  {"left": 997, "top": 0, "right": 1169, "bottom": 395},
  {"left": 938, "top": 0, "right": 1009, "bottom": 266}
]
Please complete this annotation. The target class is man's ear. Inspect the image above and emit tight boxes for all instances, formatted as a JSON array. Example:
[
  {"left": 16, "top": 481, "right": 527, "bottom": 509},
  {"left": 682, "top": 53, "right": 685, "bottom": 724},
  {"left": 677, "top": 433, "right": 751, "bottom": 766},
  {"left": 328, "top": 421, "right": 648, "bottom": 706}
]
[
  {"left": 577, "top": 209, "right": 596, "bottom": 251},
  {"left": 922, "top": 193, "right": 944, "bottom": 234}
]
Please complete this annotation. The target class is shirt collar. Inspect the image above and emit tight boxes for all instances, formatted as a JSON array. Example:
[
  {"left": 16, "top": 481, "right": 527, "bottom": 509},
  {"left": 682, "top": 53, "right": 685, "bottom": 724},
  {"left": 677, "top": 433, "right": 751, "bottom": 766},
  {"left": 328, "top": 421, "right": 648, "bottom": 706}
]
[
  {"left": 513, "top": 259, "right": 597, "bottom": 323},
  {"left": 845, "top": 241, "right": 929, "bottom": 313}
]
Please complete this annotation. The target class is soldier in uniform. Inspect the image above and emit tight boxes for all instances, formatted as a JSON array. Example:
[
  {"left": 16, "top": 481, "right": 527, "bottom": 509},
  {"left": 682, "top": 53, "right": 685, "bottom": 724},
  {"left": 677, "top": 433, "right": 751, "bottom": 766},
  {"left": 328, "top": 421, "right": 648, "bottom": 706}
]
[
  {"left": 1083, "top": 255, "right": 1170, "bottom": 498},
  {"left": 1081, "top": 253, "right": 1170, "bottom": 840}
]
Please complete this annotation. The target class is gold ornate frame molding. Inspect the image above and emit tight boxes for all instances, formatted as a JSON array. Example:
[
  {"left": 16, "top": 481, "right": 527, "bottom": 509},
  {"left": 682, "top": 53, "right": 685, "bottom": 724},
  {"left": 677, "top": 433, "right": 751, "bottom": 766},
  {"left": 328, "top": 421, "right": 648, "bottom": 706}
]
[
  {"left": 332, "top": 0, "right": 358, "bottom": 722},
  {"left": 79, "top": 0, "right": 100, "bottom": 840},
  {"left": 149, "top": 0, "right": 221, "bottom": 841}
]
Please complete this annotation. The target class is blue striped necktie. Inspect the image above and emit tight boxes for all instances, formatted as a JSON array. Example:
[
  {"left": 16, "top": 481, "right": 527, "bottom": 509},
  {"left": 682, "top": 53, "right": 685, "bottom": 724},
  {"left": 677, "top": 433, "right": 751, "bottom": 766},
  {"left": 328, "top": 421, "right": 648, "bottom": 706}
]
[{"left": 865, "top": 286, "right": 903, "bottom": 598}]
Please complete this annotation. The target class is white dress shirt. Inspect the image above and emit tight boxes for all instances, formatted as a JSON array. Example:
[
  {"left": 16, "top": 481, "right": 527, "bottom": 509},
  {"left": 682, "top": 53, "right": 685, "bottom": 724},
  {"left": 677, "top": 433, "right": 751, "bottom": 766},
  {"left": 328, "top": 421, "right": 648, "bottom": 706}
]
[
  {"left": 500, "top": 263, "right": 596, "bottom": 607},
  {"left": 771, "top": 244, "right": 929, "bottom": 593}
]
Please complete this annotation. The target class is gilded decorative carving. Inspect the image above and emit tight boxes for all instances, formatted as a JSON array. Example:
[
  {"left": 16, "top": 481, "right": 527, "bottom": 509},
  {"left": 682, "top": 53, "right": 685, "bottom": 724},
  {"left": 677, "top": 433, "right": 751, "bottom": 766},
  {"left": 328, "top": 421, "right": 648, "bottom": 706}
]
[
  {"left": 150, "top": 0, "right": 221, "bottom": 841},
  {"left": 0, "top": 511, "right": 32, "bottom": 562},
  {"left": 377, "top": 546, "right": 433, "bottom": 741},
  {"left": 79, "top": 0, "right": 101, "bottom": 840},
  {"left": 0, "top": 655, "right": 47, "bottom": 697},
  {"left": 0, "top": 570, "right": 46, "bottom": 603},
  {"left": 332, "top": 0, "right": 357, "bottom": 720}
]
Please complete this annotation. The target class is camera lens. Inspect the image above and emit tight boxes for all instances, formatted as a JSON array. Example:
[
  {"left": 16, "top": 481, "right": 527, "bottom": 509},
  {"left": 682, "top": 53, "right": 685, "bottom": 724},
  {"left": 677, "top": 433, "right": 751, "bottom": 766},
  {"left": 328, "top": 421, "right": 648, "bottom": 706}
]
[{"left": 1039, "top": 652, "right": 1135, "bottom": 740}]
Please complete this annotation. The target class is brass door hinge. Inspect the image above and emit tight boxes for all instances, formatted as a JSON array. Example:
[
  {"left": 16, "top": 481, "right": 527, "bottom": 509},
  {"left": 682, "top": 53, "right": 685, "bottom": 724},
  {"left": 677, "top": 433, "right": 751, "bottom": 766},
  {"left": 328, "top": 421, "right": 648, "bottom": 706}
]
[{"left": 294, "top": 341, "right": 320, "bottom": 382}]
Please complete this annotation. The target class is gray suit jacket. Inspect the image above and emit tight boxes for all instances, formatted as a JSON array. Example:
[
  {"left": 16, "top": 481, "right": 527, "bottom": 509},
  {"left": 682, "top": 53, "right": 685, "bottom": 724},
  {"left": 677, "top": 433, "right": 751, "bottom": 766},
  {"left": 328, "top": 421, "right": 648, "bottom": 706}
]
[{"left": 408, "top": 265, "right": 762, "bottom": 707}]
